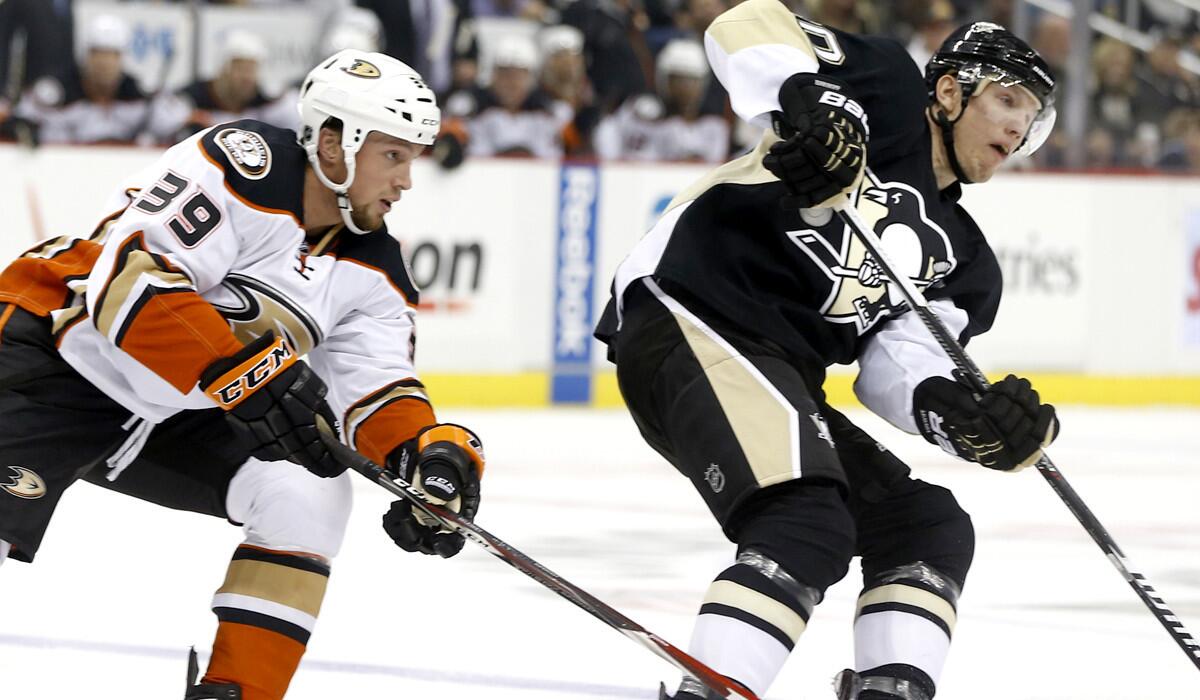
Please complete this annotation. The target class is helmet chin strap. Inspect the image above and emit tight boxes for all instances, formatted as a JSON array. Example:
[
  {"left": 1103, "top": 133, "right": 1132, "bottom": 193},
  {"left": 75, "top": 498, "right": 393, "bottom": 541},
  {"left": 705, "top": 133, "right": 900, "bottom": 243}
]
[
  {"left": 304, "top": 147, "right": 372, "bottom": 235},
  {"left": 932, "top": 103, "right": 973, "bottom": 186}
]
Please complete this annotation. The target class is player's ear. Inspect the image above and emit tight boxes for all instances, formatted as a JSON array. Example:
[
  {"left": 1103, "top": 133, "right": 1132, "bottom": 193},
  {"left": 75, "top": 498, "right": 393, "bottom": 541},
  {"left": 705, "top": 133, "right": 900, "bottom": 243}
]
[
  {"left": 934, "top": 74, "right": 963, "bottom": 119},
  {"left": 317, "top": 127, "right": 344, "bottom": 165}
]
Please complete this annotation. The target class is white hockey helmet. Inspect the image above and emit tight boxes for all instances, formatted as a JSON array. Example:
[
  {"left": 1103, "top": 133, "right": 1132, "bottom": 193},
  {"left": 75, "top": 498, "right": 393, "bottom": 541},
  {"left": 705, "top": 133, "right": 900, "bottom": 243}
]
[
  {"left": 538, "top": 25, "right": 583, "bottom": 57},
  {"left": 83, "top": 14, "right": 131, "bottom": 54},
  {"left": 656, "top": 39, "right": 708, "bottom": 84},
  {"left": 219, "top": 29, "right": 267, "bottom": 66},
  {"left": 297, "top": 50, "right": 441, "bottom": 233}
]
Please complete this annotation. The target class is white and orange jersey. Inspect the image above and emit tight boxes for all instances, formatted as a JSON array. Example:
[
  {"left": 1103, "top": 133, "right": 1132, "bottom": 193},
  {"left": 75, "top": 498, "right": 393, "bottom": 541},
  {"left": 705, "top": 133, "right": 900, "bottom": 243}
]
[{"left": 0, "top": 119, "right": 435, "bottom": 464}]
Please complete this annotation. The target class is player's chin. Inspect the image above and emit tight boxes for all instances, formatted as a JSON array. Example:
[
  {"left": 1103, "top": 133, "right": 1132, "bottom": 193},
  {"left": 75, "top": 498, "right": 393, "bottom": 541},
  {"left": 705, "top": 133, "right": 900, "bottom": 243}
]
[
  {"left": 966, "top": 158, "right": 999, "bottom": 183},
  {"left": 350, "top": 210, "right": 384, "bottom": 232}
]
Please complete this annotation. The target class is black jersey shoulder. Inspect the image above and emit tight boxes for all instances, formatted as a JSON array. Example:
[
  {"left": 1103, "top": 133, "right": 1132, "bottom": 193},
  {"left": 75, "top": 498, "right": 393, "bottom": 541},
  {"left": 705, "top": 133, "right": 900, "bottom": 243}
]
[
  {"left": 199, "top": 119, "right": 305, "bottom": 222},
  {"left": 925, "top": 201, "right": 1002, "bottom": 341},
  {"left": 819, "top": 31, "right": 929, "bottom": 166},
  {"left": 331, "top": 227, "right": 421, "bottom": 306}
]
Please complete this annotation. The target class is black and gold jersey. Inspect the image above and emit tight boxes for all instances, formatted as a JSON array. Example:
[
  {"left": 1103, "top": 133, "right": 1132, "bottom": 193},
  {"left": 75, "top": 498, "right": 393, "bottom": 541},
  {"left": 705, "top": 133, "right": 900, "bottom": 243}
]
[{"left": 597, "top": 0, "right": 1004, "bottom": 433}]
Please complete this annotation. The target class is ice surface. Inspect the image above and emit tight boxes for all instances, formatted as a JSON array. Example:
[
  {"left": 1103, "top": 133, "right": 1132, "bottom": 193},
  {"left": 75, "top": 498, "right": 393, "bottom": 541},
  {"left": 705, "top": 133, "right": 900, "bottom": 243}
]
[{"left": 3, "top": 407, "right": 1199, "bottom": 699}]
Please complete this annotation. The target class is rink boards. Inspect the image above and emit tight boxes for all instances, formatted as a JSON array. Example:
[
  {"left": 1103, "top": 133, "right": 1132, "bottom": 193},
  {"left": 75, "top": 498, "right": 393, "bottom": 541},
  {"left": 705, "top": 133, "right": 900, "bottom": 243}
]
[{"left": 1, "top": 144, "right": 1198, "bottom": 406}]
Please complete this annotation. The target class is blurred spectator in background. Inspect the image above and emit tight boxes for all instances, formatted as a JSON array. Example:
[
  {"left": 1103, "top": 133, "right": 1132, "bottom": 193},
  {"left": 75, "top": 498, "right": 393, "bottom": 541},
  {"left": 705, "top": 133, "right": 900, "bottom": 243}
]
[
  {"left": 274, "top": 5, "right": 385, "bottom": 135},
  {"left": 1088, "top": 37, "right": 1148, "bottom": 166},
  {"left": 562, "top": 0, "right": 652, "bottom": 112},
  {"left": 970, "top": 0, "right": 1015, "bottom": 27},
  {"left": 0, "top": 0, "right": 75, "bottom": 100},
  {"left": 672, "top": 0, "right": 730, "bottom": 116},
  {"left": 357, "top": 0, "right": 478, "bottom": 95},
  {"left": 149, "top": 29, "right": 293, "bottom": 143},
  {"left": 595, "top": 38, "right": 728, "bottom": 162},
  {"left": 812, "top": 0, "right": 881, "bottom": 34},
  {"left": 906, "top": 0, "right": 957, "bottom": 70},
  {"left": 8, "top": 14, "right": 148, "bottom": 145},
  {"left": 1138, "top": 0, "right": 1198, "bottom": 36},
  {"left": 326, "top": 5, "right": 384, "bottom": 56},
  {"left": 1085, "top": 123, "right": 1119, "bottom": 167},
  {"left": 538, "top": 25, "right": 601, "bottom": 156},
  {"left": 674, "top": 0, "right": 728, "bottom": 41},
  {"left": 1031, "top": 13, "right": 1071, "bottom": 94},
  {"left": 1158, "top": 107, "right": 1200, "bottom": 171},
  {"left": 1135, "top": 29, "right": 1200, "bottom": 124},
  {"left": 452, "top": 34, "right": 572, "bottom": 157}
]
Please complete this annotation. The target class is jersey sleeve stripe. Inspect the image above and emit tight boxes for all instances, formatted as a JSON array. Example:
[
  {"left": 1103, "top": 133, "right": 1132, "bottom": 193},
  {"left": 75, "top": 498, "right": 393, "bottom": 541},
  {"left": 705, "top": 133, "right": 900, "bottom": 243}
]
[
  {"left": 0, "top": 303, "right": 15, "bottom": 339},
  {"left": 115, "top": 288, "right": 244, "bottom": 392},
  {"left": 92, "top": 231, "right": 242, "bottom": 393},
  {"left": 92, "top": 232, "right": 192, "bottom": 339},
  {"left": 346, "top": 381, "right": 435, "bottom": 464},
  {"left": 89, "top": 201, "right": 134, "bottom": 242},
  {"left": 705, "top": 0, "right": 820, "bottom": 126},
  {"left": 705, "top": 0, "right": 817, "bottom": 55},
  {"left": 51, "top": 305, "right": 88, "bottom": 345},
  {"left": 0, "top": 238, "right": 103, "bottom": 316}
]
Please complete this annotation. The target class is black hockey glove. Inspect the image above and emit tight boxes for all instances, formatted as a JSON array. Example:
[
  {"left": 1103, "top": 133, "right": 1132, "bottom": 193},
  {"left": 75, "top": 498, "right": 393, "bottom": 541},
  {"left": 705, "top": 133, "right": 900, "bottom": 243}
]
[
  {"left": 913, "top": 374, "right": 1060, "bottom": 472},
  {"left": 763, "top": 72, "right": 868, "bottom": 209},
  {"left": 382, "top": 423, "right": 484, "bottom": 558},
  {"left": 200, "top": 331, "right": 343, "bottom": 478}
]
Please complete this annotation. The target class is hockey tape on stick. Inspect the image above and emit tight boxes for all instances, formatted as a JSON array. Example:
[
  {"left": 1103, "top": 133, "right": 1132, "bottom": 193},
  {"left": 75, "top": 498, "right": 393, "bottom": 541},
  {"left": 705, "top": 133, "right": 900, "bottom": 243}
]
[
  {"left": 318, "top": 432, "right": 760, "bottom": 700},
  {"left": 832, "top": 199, "right": 1200, "bottom": 673}
]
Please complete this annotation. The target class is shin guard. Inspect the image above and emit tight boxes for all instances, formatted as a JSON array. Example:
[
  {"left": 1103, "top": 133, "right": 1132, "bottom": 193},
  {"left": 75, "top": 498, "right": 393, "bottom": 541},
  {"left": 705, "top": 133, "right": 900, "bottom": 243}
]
[{"left": 203, "top": 544, "right": 331, "bottom": 700}]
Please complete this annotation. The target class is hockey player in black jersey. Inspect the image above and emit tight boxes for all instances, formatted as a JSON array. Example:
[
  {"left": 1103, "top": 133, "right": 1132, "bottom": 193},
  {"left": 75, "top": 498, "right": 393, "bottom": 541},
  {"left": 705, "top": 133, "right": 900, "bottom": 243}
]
[
  {"left": 595, "top": 2, "right": 1060, "bottom": 698},
  {"left": 0, "top": 51, "right": 483, "bottom": 699}
]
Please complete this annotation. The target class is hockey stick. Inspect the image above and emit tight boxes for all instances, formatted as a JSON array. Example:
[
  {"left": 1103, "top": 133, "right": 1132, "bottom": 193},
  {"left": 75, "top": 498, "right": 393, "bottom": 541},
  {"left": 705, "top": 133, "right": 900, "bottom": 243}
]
[
  {"left": 831, "top": 199, "right": 1200, "bottom": 672},
  {"left": 318, "top": 433, "right": 759, "bottom": 700}
]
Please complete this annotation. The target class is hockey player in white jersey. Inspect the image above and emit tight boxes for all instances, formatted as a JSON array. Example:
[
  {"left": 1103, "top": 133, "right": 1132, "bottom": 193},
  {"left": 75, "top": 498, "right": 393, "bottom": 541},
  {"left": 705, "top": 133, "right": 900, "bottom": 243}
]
[
  {"left": 0, "top": 51, "right": 484, "bottom": 700},
  {"left": 596, "top": 1, "right": 1061, "bottom": 698}
]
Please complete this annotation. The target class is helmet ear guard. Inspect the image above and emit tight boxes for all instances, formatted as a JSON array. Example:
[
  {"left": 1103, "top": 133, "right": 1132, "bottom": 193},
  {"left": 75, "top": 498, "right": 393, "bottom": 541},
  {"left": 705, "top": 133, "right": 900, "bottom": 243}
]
[{"left": 296, "top": 50, "right": 441, "bottom": 233}]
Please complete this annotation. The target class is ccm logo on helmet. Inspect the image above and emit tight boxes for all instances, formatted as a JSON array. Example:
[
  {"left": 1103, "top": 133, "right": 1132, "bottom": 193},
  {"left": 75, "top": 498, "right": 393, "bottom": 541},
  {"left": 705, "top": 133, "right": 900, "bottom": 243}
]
[
  {"left": 212, "top": 338, "right": 295, "bottom": 407},
  {"left": 343, "top": 59, "right": 381, "bottom": 79}
]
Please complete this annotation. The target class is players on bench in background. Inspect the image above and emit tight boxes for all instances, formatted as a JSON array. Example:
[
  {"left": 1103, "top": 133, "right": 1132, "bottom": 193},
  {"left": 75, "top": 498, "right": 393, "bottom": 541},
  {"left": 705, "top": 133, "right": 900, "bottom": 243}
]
[
  {"left": 595, "top": 1, "right": 1060, "bottom": 698},
  {"left": 0, "top": 51, "right": 483, "bottom": 700}
]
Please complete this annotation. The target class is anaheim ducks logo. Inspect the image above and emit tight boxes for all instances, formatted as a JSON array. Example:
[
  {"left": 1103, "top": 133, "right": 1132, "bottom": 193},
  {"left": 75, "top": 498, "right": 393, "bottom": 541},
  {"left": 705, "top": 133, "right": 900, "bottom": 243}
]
[
  {"left": 216, "top": 128, "right": 272, "bottom": 180},
  {"left": 786, "top": 170, "right": 956, "bottom": 333},
  {"left": 342, "top": 59, "right": 381, "bottom": 79},
  {"left": 2, "top": 466, "right": 46, "bottom": 499},
  {"left": 211, "top": 274, "right": 322, "bottom": 356}
]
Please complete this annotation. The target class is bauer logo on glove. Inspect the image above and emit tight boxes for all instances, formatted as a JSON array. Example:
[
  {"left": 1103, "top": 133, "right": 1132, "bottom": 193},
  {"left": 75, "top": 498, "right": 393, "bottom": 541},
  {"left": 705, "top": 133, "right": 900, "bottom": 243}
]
[
  {"left": 913, "top": 373, "right": 1059, "bottom": 472},
  {"left": 764, "top": 72, "right": 869, "bottom": 210}
]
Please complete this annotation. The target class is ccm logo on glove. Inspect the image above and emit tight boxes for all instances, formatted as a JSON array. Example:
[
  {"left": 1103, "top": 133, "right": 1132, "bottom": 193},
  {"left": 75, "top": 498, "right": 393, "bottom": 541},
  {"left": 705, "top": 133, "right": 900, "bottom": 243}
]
[{"left": 206, "top": 335, "right": 296, "bottom": 408}]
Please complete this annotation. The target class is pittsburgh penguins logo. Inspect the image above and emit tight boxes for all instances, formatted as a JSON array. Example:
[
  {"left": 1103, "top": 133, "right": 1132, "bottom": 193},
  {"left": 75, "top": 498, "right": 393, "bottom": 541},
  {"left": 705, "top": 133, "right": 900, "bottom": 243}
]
[
  {"left": 787, "top": 170, "right": 956, "bottom": 333},
  {"left": 215, "top": 128, "right": 272, "bottom": 180},
  {"left": 2, "top": 466, "right": 46, "bottom": 499},
  {"left": 342, "top": 59, "right": 381, "bottom": 79},
  {"left": 211, "top": 274, "right": 322, "bottom": 355}
]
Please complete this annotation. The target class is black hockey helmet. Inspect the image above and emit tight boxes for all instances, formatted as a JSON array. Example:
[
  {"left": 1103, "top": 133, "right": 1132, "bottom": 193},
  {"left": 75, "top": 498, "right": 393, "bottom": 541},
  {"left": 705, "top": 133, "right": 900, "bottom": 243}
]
[{"left": 925, "top": 21, "right": 1057, "bottom": 157}]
